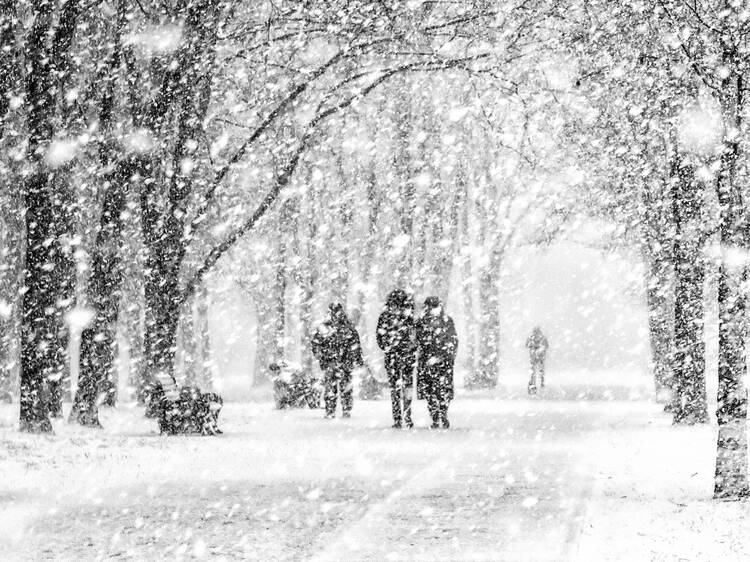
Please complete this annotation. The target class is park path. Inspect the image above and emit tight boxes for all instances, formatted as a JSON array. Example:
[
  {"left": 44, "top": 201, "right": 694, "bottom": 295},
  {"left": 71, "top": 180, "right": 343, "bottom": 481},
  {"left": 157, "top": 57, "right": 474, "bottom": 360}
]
[
  {"left": 309, "top": 398, "right": 640, "bottom": 561},
  {"left": 1, "top": 394, "right": 657, "bottom": 561}
]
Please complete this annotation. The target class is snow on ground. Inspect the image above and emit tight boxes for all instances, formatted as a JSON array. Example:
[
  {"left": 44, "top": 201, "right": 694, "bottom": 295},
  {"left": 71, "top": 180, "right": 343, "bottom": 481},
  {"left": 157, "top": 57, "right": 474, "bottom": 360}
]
[{"left": 1, "top": 384, "right": 749, "bottom": 561}]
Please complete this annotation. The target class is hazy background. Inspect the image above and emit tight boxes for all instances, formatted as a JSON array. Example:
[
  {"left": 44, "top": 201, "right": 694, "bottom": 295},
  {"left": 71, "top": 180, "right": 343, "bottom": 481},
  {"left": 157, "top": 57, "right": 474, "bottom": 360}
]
[{"left": 206, "top": 238, "right": 656, "bottom": 400}]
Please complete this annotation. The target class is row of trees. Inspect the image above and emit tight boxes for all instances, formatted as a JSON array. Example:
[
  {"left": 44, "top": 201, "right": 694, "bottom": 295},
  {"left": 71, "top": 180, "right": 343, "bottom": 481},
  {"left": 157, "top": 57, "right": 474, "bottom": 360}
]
[
  {"left": 1, "top": 0, "right": 749, "bottom": 500},
  {"left": 563, "top": 0, "right": 750, "bottom": 498},
  {"left": 0, "top": 1, "right": 556, "bottom": 428},
  {"left": 229, "top": 70, "right": 574, "bottom": 390}
]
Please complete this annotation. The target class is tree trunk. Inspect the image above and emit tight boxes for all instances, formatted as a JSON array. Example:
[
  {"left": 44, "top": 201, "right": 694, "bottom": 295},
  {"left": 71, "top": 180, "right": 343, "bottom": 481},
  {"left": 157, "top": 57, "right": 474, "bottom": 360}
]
[
  {"left": 275, "top": 267, "right": 287, "bottom": 365},
  {"left": 20, "top": 173, "right": 55, "bottom": 433},
  {"left": 254, "top": 295, "right": 282, "bottom": 385},
  {"left": 393, "top": 77, "right": 415, "bottom": 288},
  {"left": 641, "top": 173, "right": 676, "bottom": 404},
  {"left": 0, "top": 1, "right": 16, "bottom": 125},
  {"left": 644, "top": 249, "right": 674, "bottom": 403},
  {"left": 120, "top": 183, "right": 146, "bottom": 403},
  {"left": 475, "top": 268, "right": 501, "bottom": 389},
  {"left": 20, "top": 0, "right": 83, "bottom": 433},
  {"left": 0, "top": 187, "right": 22, "bottom": 404},
  {"left": 356, "top": 164, "right": 382, "bottom": 354},
  {"left": 274, "top": 202, "right": 291, "bottom": 361},
  {"left": 298, "top": 185, "right": 318, "bottom": 377},
  {"left": 429, "top": 166, "right": 462, "bottom": 303},
  {"left": 177, "top": 300, "right": 197, "bottom": 387},
  {"left": 70, "top": 158, "right": 139, "bottom": 426},
  {"left": 70, "top": 1, "right": 130, "bottom": 423},
  {"left": 121, "top": 234, "right": 146, "bottom": 403},
  {"left": 142, "top": 260, "right": 181, "bottom": 408},
  {"left": 40, "top": 0, "right": 83, "bottom": 419},
  {"left": 46, "top": 170, "right": 77, "bottom": 418},
  {"left": 195, "top": 283, "right": 213, "bottom": 390},
  {"left": 470, "top": 172, "right": 501, "bottom": 390},
  {"left": 122, "top": 297, "right": 145, "bottom": 401},
  {"left": 713, "top": 65, "right": 748, "bottom": 499},
  {"left": 332, "top": 131, "right": 352, "bottom": 303},
  {"left": 138, "top": 0, "right": 220, "bottom": 409},
  {"left": 0, "top": 1, "right": 19, "bottom": 404},
  {"left": 460, "top": 179, "right": 477, "bottom": 387},
  {"left": 141, "top": 185, "right": 186, "bottom": 404},
  {"left": 714, "top": 264, "right": 749, "bottom": 497},
  {"left": 671, "top": 165, "right": 708, "bottom": 425},
  {"left": 300, "top": 282, "right": 315, "bottom": 376}
]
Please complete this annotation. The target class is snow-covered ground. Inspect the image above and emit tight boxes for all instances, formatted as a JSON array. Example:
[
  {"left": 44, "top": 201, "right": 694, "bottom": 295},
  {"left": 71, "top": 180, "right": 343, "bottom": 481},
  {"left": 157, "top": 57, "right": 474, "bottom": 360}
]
[{"left": 1, "top": 385, "right": 748, "bottom": 561}]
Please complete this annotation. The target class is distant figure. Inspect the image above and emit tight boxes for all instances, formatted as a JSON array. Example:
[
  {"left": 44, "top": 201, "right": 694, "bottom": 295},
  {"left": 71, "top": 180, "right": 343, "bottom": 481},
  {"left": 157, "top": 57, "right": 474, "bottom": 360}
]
[
  {"left": 311, "top": 303, "right": 363, "bottom": 418},
  {"left": 526, "top": 326, "right": 549, "bottom": 395},
  {"left": 416, "top": 297, "right": 458, "bottom": 429},
  {"left": 269, "top": 360, "right": 321, "bottom": 410},
  {"left": 377, "top": 289, "right": 416, "bottom": 429}
]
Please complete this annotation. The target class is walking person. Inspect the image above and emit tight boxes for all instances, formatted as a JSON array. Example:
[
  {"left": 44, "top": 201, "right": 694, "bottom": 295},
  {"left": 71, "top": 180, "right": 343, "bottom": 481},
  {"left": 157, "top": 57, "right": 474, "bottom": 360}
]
[
  {"left": 311, "top": 303, "right": 363, "bottom": 418},
  {"left": 526, "top": 326, "right": 549, "bottom": 395},
  {"left": 376, "top": 289, "right": 416, "bottom": 429},
  {"left": 416, "top": 297, "right": 458, "bottom": 429}
]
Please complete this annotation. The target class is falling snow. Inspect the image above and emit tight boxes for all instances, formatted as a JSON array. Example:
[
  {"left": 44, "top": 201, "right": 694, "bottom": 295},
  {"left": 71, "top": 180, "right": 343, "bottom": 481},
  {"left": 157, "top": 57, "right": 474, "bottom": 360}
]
[{"left": 2, "top": 1, "right": 750, "bottom": 561}]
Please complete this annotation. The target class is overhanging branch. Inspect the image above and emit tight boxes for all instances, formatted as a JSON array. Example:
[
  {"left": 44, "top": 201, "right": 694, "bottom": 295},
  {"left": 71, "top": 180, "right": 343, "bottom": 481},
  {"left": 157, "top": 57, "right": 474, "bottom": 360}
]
[{"left": 178, "top": 53, "right": 489, "bottom": 305}]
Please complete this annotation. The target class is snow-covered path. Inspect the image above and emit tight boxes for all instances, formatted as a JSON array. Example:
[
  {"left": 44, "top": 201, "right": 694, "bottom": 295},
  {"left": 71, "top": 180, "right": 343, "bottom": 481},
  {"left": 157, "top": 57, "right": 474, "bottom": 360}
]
[
  {"left": 2, "top": 391, "right": 748, "bottom": 561},
  {"left": 310, "top": 400, "right": 604, "bottom": 562}
]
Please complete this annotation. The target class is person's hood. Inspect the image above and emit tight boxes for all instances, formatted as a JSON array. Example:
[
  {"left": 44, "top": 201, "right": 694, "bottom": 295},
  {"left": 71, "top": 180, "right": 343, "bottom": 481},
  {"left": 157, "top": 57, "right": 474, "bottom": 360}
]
[
  {"left": 423, "top": 296, "right": 443, "bottom": 315},
  {"left": 386, "top": 289, "right": 414, "bottom": 311}
]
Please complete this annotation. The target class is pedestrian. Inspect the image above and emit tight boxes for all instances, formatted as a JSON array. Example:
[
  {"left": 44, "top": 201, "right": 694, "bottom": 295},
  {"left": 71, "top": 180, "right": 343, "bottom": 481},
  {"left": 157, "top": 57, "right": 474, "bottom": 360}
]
[
  {"left": 376, "top": 289, "right": 416, "bottom": 429},
  {"left": 416, "top": 296, "right": 458, "bottom": 429},
  {"left": 526, "top": 326, "right": 549, "bottom": 395},
  {"left": 311, "top": 303, "right": 363, "bottom": 418}
]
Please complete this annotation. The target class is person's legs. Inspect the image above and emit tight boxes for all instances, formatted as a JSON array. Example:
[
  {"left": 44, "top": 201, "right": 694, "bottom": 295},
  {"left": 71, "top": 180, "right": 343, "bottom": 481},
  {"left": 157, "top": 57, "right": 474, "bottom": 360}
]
[
  {"left": 427, "top": 382, "right": 440, "bottom": 428},
  {"left": 340, "top": 370, "right": 353, "bottom": 417},
  {"left": 397, "top": 359, "right": 414, "bottom": 428},
  {"left": 540, "top": 359, "right": 546, "bottom": 388},
  {"left": 528, "top": 359, "right": 537, "bottom": 395},
  {"left": 390, "top": 385, "right": 402, "bottom": 427},
  {"left": 439, "top": 387, "right": 450, "bottom": 429},
  {"left": 386, "top": 355, "right": 402, "bottom": 427},
  {"left": 324, "top": 370, "right": 338, "bottom": 417},
  {"left": 403, "top": 386, "right": 413, "bottom": 428}
]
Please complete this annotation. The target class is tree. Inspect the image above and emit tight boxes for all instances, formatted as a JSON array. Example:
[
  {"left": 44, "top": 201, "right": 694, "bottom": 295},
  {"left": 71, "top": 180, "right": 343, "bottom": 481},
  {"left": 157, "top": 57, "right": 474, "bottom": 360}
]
[
  {"left": 563, "top": 1, "right": 713, "bottom": 422},
  {"left": 70, "top": 0, "right": 138, "bottom": 426},
  {"left": 155, "top": 1, "right": 514, "bottom": 401},
  {"left": 20, "top": 0, "right": 83, "bottom": 433},
  {"left": 0, "top": 0, "right": 21, "bottom": 404},
  {"left": 646, "top": 0, "right": 749, "bottom": 498}
]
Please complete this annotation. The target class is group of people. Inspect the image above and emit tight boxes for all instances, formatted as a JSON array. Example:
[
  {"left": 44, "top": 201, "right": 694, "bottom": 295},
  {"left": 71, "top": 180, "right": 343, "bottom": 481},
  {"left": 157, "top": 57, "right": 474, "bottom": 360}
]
[
  {"left": 309, "top": 291, "right": 550, "bottom": 427},
  {"left": 311, "top": 290, "right": 458, "bottom": 429}
]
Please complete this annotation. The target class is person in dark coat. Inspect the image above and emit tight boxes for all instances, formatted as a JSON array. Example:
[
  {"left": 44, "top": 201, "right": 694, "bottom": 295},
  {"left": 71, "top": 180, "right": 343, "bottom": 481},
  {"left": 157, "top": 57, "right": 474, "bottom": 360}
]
[
  {"left": 311, "top": 303, "right": 363, "bottom": 418},
  {"left": 416, "top": 297, "right": 458, "bottom": 429},
  {"left": 376, "top": 289, "right": 416, "bottom": 428},
  {"left": 526, "top": 326, "right": 549, "bottom": 395}
]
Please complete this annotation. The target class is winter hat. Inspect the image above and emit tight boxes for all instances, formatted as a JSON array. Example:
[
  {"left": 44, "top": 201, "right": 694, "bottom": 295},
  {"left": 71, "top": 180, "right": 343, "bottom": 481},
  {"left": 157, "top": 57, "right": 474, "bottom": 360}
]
[
  {"left": 386, "top": 289, "right": 407, "bottom": 308},
  {"left": 424, "top": 296, "right": 441, "bottom": 310},
  {"left": 329, "top": 302, "right": 345, "bottom": 315}
]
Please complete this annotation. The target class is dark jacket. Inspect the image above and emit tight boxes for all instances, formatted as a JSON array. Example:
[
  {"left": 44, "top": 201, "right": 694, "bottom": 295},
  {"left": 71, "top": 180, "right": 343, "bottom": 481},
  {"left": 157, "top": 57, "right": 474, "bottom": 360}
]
[
  {"left": 416, "top": 298, "right": 458, "bottom": 400},
  {"left": 526, "top": 329, "right": 548, "bottom": 361},
  {"left": 312, "top": 307, "right": 363, "bottom": 373},
  {"left": 376, "top": 290, "right": 415, "bottom": 356},
  {"left": 376, "top": 289, "right": 417, "bottom": 386}
]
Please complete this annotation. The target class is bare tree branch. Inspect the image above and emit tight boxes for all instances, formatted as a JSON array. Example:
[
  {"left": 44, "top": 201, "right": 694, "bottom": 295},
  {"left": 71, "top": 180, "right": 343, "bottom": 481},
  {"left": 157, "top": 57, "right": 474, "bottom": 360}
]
[{"left": 179, "top": 53, "right": 489, "bottom": 305}]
